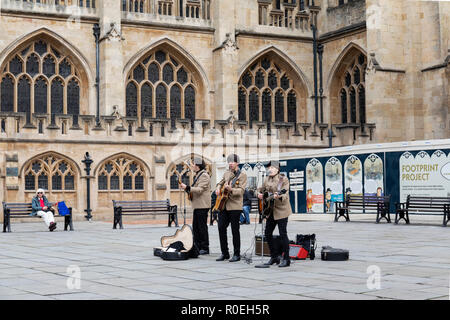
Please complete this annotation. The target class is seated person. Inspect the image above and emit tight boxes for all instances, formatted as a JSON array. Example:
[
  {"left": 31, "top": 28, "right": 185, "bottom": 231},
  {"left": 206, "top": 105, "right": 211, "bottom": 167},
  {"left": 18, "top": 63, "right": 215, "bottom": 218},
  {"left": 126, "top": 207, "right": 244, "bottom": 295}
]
[{"left": 31, "top": 189, "right": 57, "bottom": 232}]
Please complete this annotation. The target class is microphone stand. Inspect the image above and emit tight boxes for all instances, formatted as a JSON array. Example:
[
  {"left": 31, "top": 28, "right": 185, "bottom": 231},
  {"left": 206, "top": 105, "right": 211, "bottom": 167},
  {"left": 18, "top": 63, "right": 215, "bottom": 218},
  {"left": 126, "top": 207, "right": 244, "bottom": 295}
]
[{"left": 255, "top": 198, "right": 269, "bottom": 268}]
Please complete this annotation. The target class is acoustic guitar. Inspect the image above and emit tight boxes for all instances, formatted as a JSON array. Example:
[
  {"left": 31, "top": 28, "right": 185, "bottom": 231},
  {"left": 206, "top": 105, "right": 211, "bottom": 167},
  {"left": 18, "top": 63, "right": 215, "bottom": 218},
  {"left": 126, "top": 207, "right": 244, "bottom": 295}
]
[
  {"left": 261, "top": 189, "right": 287, "bottom": 219},
  {"left": 213, "top": 176, "right": 240, "bottom": 212}
]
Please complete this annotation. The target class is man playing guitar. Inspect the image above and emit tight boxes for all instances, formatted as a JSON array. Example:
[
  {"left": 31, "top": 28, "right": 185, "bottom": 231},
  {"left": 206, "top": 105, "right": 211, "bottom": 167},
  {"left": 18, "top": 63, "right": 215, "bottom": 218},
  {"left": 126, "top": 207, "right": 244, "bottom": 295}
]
[
  {"left": 179, "top": 157, "right": 211, "bottom": 255},
  {"left": 258, "top": 160, "right": 292, "bottom": 267},
  {"left": 215, "top": 154, "right": 247, "bottom": 262}
]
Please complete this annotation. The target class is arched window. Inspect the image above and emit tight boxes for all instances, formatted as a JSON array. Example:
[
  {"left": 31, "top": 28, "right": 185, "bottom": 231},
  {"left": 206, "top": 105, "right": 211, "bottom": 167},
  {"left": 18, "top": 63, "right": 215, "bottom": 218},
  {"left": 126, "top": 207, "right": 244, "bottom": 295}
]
[
  {"left": 97, "top": 156, "right": 146, "bottom": 191},
  {"left": 126, "top": 49, "right": 198, "bottom": 126},
  {"left": 0, "top": 40, "right": 82, "bottom": 121},
  {"left": 339, "top": 53, "right": 367, "bottom": 124},
  {"left": 23, "top": 153, "right": 77, "bottom": 193},
  {"left": 238, "top": 55, "right": 299, "bottom": 125}
]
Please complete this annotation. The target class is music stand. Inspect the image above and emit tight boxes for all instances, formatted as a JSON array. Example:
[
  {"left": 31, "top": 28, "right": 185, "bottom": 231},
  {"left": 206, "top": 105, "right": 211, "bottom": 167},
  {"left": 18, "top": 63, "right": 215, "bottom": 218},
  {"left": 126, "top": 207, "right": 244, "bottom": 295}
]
[{"left": 255, "top": 207, "right": 269, "bottom": 268}]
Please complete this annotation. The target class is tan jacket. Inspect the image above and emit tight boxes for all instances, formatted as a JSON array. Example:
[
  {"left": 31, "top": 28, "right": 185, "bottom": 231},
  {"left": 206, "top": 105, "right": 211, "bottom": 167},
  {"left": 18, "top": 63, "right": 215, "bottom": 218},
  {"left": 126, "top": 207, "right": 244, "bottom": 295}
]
[
  {"left": 188, "top": 170, "right": 211, "bottom": 210},
  {"left": 216, "top": 170, "right": 247, "bottom": 211},
  {"left": 258, "top": 173, "right": 292, "bottom": 220}
]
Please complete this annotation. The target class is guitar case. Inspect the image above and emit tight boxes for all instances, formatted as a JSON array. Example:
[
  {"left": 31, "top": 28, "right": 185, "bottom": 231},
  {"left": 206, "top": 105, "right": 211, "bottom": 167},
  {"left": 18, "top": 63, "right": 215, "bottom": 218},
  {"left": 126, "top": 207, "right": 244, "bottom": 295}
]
[
  {"left": 320, "top": 246, "right": 349, "bottom": 261},
  {"left": 153, "top": 224, "right": 198, "bottom": 261}
]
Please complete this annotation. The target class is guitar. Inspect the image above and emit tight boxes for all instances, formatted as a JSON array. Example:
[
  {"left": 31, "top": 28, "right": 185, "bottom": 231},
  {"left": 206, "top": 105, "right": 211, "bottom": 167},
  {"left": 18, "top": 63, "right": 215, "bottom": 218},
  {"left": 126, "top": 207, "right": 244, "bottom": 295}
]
[
  {"left": 178, "top": 161, "right": 193, "bottom": 201},
  {"left": 213, "top": 175, "right": 240, "bottom": 212},
  {"left": 261, "top": 189, "right": 287, "bottom": 219}
]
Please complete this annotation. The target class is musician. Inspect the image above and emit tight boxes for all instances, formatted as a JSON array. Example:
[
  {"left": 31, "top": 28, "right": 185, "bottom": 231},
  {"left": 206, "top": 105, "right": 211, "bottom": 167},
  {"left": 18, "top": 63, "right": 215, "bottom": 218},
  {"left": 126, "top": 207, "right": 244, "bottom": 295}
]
[
  {"left": 180, "top": 157, "right": 211, "bottom": 255},
  {"left": 258, "top": 160, "right": 292, "bottom": 267},
  {"left": 215, "top": 154, "right": 247, "bottom": 262}
]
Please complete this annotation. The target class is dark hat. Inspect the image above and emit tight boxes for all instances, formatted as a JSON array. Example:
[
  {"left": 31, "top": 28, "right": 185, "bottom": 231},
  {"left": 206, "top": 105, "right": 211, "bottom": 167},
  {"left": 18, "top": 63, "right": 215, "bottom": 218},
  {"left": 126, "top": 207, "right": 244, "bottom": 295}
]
[
  {"left": 226, "top": 154, "right": 240, "bottom": 163},
  {"left": 265, "top": 160, "right": 280, "bottom": 169}
]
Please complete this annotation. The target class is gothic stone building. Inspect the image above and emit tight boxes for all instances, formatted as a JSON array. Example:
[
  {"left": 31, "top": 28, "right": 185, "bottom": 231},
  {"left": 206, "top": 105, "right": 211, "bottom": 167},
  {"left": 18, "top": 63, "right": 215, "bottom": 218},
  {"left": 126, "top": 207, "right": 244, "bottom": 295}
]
[{"left": 0, "top": 0, "right": 448, "bottom": 220}]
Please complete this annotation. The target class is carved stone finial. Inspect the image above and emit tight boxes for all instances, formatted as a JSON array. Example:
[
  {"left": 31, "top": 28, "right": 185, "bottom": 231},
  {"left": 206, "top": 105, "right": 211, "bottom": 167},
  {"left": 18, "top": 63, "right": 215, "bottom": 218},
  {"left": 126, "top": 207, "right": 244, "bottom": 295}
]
[{"left": 102, "top": 23, "right": 125, "bottom": 42}]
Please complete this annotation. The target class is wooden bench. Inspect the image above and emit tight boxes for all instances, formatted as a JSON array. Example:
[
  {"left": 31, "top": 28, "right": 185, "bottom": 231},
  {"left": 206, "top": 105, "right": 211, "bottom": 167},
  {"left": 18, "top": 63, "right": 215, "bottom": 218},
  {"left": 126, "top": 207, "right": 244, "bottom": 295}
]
[
  {"left": 395, "top": 195, "right": 450, "bottom": 226},
  {"left": 112, "top": 199, "right": 178, "bottom": 229},
  {"left": 2, "top": 202, "right": 74, "bottom": 233},
  {"left": 335, "top": 195, "right": 391, "bottom": 223}
]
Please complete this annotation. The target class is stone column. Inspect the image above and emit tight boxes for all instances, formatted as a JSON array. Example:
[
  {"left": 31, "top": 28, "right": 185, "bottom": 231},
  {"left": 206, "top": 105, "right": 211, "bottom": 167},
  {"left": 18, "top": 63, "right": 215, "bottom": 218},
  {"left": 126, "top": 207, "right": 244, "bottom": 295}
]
[
  {"left": 98, "top": 0, "right": 125, "bottom": 118},
  {"left": 211, "top": 0, "right": 239, "bottom": 121}
]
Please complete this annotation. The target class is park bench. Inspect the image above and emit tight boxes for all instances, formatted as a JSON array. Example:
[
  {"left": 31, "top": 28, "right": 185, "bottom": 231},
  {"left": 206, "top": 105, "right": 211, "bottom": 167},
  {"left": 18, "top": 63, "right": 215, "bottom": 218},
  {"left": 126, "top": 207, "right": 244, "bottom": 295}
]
[
  {"left": 395, "top": 195, "right": 450, "bottom": 226},
  {"left": 335, "top": 194, "right": 391, "bottom": 223},
  {"left": 112, "top": 199, "right": 178, "bottom": 229},
  {"left": 2, "top": 202, "right": 74, "bottom": 232}
]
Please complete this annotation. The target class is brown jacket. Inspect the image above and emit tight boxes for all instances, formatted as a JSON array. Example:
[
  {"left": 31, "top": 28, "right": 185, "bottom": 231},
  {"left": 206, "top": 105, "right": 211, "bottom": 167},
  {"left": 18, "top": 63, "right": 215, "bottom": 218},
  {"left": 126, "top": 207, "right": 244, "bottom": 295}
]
[
  {"left": 258, "top": 173, "right": 292, "bottom": 220},
  {"left": 216, "top": 169, "right": 247, "bottom": 211},
  {"left": 188, "top": 170, "right": 211, "bottom": 210}
]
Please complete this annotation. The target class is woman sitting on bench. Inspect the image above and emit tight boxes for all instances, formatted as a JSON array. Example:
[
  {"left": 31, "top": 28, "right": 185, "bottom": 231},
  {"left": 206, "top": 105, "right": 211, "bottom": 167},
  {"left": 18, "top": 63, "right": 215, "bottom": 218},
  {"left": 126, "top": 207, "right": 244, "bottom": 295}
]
[{"left": 31, "top": 189, "right": 57, "bottom": 232}]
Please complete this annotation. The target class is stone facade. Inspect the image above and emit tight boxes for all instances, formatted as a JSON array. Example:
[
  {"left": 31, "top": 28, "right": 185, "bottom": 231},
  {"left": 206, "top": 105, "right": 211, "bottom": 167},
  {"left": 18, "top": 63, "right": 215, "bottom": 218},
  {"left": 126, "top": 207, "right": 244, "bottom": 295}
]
[{"left": 0, "top": 0, "right": 448, "bottom": 220}]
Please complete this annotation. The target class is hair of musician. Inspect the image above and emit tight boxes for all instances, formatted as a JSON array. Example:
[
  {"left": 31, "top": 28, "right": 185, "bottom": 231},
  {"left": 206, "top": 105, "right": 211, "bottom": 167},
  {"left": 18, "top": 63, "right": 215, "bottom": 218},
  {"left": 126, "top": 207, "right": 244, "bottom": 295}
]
[
  {"left": 192, "top": 157, "right": 206, "bottom": 170},
  {"left": 226, "top": 153, "right": 240, "bottom": 163}
]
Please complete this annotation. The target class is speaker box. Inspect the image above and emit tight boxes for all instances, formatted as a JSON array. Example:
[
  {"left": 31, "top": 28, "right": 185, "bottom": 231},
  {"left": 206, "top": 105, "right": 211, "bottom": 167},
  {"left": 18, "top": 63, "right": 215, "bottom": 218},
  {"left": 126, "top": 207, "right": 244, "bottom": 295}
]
[{"left": 255, "top": 235, "right": 281, "bottom": 256}]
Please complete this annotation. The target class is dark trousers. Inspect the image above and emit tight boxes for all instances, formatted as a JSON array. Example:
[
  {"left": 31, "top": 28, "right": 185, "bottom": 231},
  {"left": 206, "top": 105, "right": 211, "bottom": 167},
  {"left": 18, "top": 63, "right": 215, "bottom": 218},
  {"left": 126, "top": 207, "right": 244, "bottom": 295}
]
[
  {"left": 265, "top": 215, "right": 290, "bottom": 260},
  {"left": 192, "top": 208, "right": 209, "bottom": 251},
  {"left": 218, "top": 209, "right": 241, "bottom": 256}
]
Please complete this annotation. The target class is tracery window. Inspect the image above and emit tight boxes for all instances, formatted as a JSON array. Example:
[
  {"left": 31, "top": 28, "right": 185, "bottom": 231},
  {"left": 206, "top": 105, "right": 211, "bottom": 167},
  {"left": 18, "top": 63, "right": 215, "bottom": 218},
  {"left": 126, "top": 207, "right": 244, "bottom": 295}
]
[
  {"left": 339, "top": 53, "right": 366, "bottom": 124},
  {"left": 126, "top": 50, "right": 197, "bottom": 127},
  {"left": 238, "top": 56, "right": 298, "bottom": 126},
  {"left": 23, "top": 153, "right": 76, "bottom": 192},
  {"left": 0, "top": 40, "right": 81, "bottom": 126},
  {"left": 169, "top": 160, "right": 212, "bottom": 190},
  {"left": 97, "top": 156, "right": 145, "bottom": 191}
]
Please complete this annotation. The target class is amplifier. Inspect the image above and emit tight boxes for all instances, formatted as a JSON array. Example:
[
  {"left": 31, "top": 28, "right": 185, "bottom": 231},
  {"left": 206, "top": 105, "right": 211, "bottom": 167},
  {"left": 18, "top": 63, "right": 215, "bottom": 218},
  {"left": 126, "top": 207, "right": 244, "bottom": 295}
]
[{"left": 255, "top": 235, "right": 281, "bottom": 256}]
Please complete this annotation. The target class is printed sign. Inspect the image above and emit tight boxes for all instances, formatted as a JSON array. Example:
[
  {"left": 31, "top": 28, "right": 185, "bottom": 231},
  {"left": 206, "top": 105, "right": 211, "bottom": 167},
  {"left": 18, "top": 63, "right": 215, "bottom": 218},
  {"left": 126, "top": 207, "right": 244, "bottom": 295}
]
[{"left": 306, "top": 159, "right": 324, "bottom": 213}]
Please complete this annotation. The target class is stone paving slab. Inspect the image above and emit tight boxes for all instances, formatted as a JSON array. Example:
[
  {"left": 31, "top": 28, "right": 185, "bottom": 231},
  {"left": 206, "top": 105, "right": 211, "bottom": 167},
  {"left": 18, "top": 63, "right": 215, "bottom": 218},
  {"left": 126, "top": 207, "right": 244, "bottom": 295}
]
[{"left": 0, "top": 219, "right": 449, "bottom": 300}]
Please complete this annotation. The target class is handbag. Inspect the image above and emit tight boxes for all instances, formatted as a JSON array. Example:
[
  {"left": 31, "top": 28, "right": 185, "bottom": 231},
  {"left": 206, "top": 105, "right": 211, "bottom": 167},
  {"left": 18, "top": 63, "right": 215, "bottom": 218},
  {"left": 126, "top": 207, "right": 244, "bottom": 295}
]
[{"left": 57, "top": 201, "right": 70, "bottom": 216}]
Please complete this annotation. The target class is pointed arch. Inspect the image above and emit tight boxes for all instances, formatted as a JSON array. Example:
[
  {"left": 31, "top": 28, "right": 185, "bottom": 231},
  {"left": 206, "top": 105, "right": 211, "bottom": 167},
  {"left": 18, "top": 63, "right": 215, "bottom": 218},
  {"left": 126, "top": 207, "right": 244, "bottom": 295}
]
[
  {"left": 19, "top": 151, "right": 81, "bottom": 179},
  {"left": 238, "top": 46, "right": 311, "bottom": 96},
  {"left": 165, "top": 153, "right": 213, "bottom": 178},
  {"left": 93, "top": 152, "right": 151, "bottom": 177}
]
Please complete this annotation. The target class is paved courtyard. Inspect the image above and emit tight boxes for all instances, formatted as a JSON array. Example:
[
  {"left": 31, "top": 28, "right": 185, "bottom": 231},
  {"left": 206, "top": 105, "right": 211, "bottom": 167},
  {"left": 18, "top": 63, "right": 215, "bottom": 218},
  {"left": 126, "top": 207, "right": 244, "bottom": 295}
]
[{"left": 0, "top": 215, "right": 449, "bottom": 300}]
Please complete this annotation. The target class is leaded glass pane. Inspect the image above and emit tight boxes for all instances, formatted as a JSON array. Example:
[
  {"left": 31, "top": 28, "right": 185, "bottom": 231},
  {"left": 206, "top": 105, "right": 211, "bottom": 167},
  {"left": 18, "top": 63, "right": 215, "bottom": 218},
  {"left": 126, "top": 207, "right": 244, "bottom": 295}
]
[
  {"left": 170, "top": 85, "right": 181, "bottom": 123},
  {"left": 249, "top": 90, "right": 259, "bottom": 122},
  {"left": 110, "top": 174, "right": 120, "bottom": 190},
  {"left": 353, "top": 67, "right": 360, "bottom": 85},
  {"left": 26, "top": 54, "right": 39, "bottom": 77},
  {"left": 358, "top": 54, "right": 365, "bottom": 66},
  {"left": 238, "top": 88, "right": 246, "bottom": 121},
  {"left": 25, "top": 173, "right": 35, "bottom": 190},
  {"left": 64, "top": 173, "right": 74, "bottom": 190},
  {"left": 67, "top": 79, "right": 80, "bottom": 116},
  {"left": 133, "top": 65, "right": 145, "bottom": 83},
  {"left": 345, "top": 72, "right": 351, "bottom": 87},
  {"left": 156, "top": 84, "right": 167, "bottom": 118},
  {"left": 184, "top": 86, "right": 195, "bottom": 121},
  {"left": 350, "top": 87, "right": 356, "bottom": 123},
  {"left": 255, "top": 70, "right": 264, "bottom": 89},
  {"left": 126, "top": 82, "right": 138, "bottom": 117},
  {"left": 123, "top": 174, "right": 132, "bottom": 190},
  {"left": 170, "top": 174, "right": 179, "bottom": 189},
  {"left": 59, "top": 60, "right": 72, "bottom": 78},
  {"left": 275, "top": 91, "right": 284, "bottom": 122},
  {"left": 9, "top": 56, "right": 23, "bottom": 76},
  {"left": 287, "top": 92, "right": 297, "bottom": 123},
  {"left": 52, "top": 173, "right": 62, "bottom": 190},
  {"left": 177, "top": 68, "right": 187, "bottom": 85},
  {"left": 148, "top": 63, "right": 159, "bottom": 83},
  {"left": 281, "top": 75, "right": 290, "bottom": 90},
  {"left": 98, "top": 174, "right": 107, "bottom": 190},
  {"left": 51, "top": 79, "right": 64, "bottom": 114},
  {"left": 242, "top": 72, "right": 252, "bottom": 88},
  {"left": 34, "top": 41, "right": 47, "bottom": 56},
  {"left": 341, "top": 89, "right": 347, "bottom": 123},
  {"left": 261, "top": 58, "right": 270, "bottom": 70},
  {"left": 18, "top": 77, "right": 31, "bottom": 119},
  {"left": 262, "top": 90, "right": 271, "bottom": 124},
  {"left": 359, "top": 86, "right": 366, "bottom": 124},
  {"left": 38, "top": 174, "right": 48, "bottom": 190},
  {"left": 163, "top": 64, "right": 174, "bottom": 84},
  {"left": 155, "top": 50, "right": 166, "bottom": 64},
  {"left": 43, "top": 55, "right": 56, "bottom": 78},
  {"left": 135, "top": 174, "right": 144, "bottom": 190},
  {"left": 1, "top": 75, "right": 14, "bottom": 112},
  {"left": 268, "top": 72, "right": 277, "bottom": 90},
  {"left": 141, "top": 83, "right": 153, "bottom": 118}
]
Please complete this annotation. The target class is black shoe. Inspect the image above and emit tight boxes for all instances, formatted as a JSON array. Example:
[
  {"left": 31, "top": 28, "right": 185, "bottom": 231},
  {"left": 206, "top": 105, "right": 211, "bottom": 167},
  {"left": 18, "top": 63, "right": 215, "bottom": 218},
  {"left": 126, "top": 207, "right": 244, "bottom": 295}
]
[
  {"left": 216, "top": 254, "right": 230, "bottom": 261},
  {"left": 199, "top": 249, "right": 209, "bottom": 255},
  {"left": 264, "top": 256, "right": 281, "bottom": 266},
  {"left": 49, "top": 222, "right": 57, "bottom": 232},
  {"left": 229, "top": 255, "right": 241, "bottom": 262},
  {"left": 279, "top": 259, "right": 291, "bottom": 267}
]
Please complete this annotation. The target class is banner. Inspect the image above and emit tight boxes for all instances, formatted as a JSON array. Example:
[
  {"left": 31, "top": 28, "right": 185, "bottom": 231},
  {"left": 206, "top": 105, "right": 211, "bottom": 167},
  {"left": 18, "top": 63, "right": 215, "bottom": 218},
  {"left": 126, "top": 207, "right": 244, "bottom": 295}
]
[
  {"left": 344, "top": 155, "right": 363, "bottom": 196},
  {"left": 306, "top": 158, "right": 324, "bottom": 213},
  {"left": 364, "top": 154, "right": 384, "bottom": 196},
  {"left": 325, "top": 157, "right": 343, "bottom": 213},
  {"left": 399, "top": 150, "right": 450, "bottom": 202}
]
